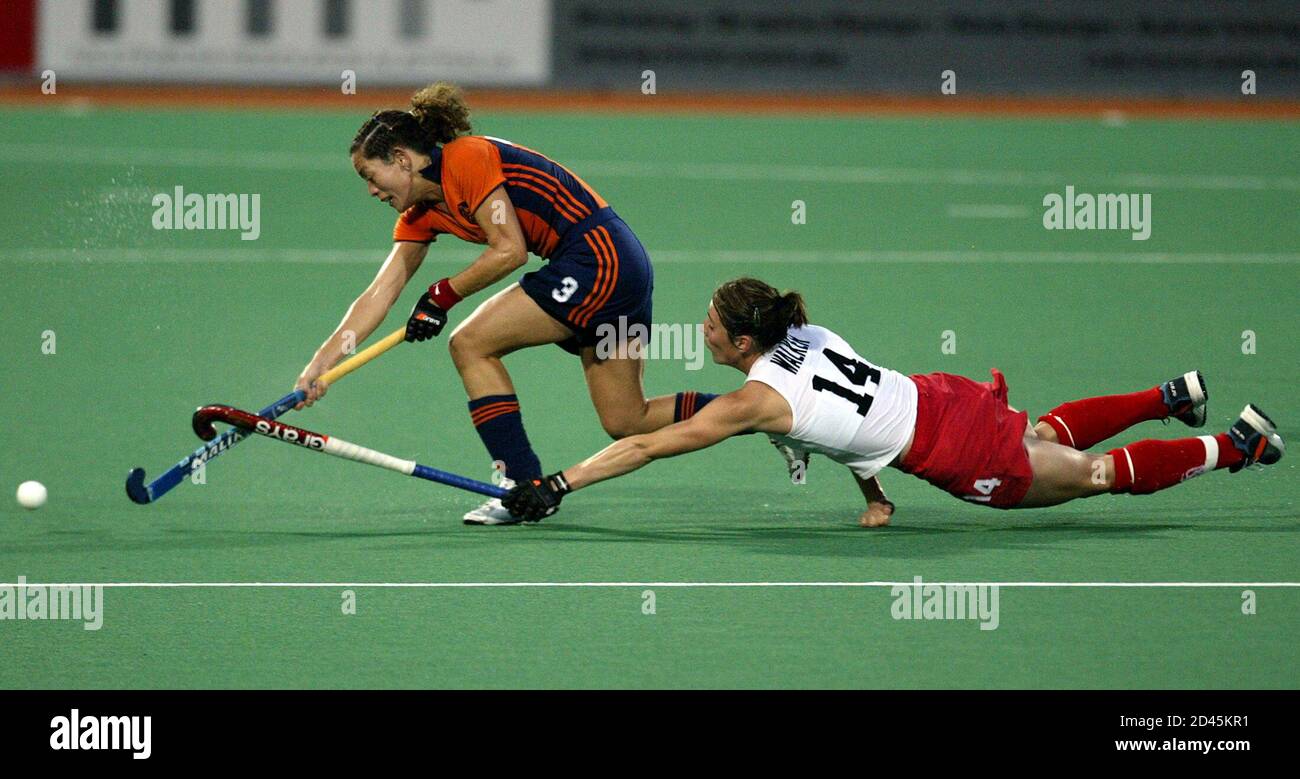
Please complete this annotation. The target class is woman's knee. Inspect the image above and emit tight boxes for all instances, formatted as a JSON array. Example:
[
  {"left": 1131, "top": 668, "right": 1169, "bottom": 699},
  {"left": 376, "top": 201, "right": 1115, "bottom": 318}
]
[
  {"left": 599, "top": 415, "right": 642, "bottom": 440},
  {"left": 446, "top": 328, "right": 470, "bottom": 367},
  {"left": 1025, "top": 440, "right": 1111, "bottom": 502},
  {"left": 1086, "top": 454, "right": 1115, "bottom": 492},
  {"left": 447, "top": 325, "right": 491, "bottom": 368},
  {"left": 597, "top": 403, "right": 651, "bottom": 440},
  {"left": 1065, "top": 454, "right": 1112, "bottom": 495}
]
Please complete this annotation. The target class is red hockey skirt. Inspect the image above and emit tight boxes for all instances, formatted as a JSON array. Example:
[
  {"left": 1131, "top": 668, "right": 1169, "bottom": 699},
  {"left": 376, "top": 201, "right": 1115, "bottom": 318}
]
[{"left": 899, "top": 369, "right": 1034, "bottom": 509}]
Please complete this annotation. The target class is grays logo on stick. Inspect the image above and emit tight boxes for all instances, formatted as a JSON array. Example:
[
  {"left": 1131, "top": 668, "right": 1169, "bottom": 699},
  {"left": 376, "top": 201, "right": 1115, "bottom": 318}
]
[{"left": 255, "top": 419, "right": 325, "bottom": 449}]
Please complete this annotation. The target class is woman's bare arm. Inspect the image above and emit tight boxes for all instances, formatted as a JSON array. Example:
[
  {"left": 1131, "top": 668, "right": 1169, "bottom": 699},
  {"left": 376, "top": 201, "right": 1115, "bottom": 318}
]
[
  {"left": 562, "top": 382, "right": 791, "bottom": 490},
  {"left": 294, "top": 240, "right": 427, "bottom": 407},
  {"left": 854, "top": 473, "right": 895, "bottom": 528},
  {"left": 440, "top": 185, "right": 528, "bottom": 298}
]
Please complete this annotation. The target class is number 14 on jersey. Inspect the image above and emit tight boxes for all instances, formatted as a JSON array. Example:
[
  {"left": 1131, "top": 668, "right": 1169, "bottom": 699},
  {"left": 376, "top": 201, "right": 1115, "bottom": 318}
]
[{"left": 812, "top": 348, "right": 881, "bottom": 417}]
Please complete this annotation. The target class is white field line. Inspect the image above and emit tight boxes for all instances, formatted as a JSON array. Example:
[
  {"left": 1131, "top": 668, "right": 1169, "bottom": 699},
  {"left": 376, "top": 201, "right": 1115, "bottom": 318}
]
[
  {"left": 6, "top": 582, "right": 1299, "bottom": 589},
  {"left": 584, "top": 159, "right": 1300, "bottom": 192},
  {"left": 947, "top": 204, "right": 1031, "bottom": 218},
  {"left": 2, "top": 143, "right": 1298, "bottom": 191},
  {"left": 4, "top": 249, "right": 1299, "bottom": 265}
]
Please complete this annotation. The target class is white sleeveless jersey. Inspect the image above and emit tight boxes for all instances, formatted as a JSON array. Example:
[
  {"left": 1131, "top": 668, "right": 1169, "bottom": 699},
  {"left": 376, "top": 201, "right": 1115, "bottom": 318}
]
[{"left": 746, "top": 324, "right": 917, "bottom": 480}]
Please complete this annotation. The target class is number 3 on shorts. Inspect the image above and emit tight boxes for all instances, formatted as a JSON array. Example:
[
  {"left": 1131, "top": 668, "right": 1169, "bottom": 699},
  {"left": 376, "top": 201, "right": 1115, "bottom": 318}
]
[{"left": 552, "top": 276, "right": 579, "bottom": 303}]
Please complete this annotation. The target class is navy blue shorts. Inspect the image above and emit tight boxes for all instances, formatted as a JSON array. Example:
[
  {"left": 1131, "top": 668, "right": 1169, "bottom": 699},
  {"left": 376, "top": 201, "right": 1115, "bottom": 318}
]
[{"left": 520, "top": 207, "right": 654, "bottom": 356}]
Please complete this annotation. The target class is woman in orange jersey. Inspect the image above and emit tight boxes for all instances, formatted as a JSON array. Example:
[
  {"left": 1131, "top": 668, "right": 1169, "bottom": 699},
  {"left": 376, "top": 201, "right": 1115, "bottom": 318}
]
[{"left": 293, "top": 82, "right": 717, "bottom": 524}]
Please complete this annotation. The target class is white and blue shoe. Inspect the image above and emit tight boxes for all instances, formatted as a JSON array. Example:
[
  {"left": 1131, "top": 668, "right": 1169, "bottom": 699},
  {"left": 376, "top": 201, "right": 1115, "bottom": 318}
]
[
  {"left": 1161, "top": 370, "right": 1209, "bottom": 427},
  {"left": 1227, "top": 404, "right": 1285, "bottom": 472},
  {"left": 463, "top": 478, "right": 523, "bottom": 525}
]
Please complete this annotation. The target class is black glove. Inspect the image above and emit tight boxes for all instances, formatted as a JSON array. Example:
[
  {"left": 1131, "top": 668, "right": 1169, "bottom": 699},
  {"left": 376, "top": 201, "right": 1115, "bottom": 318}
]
[
  {"left": 404, "top": 293, "right": 449, "bottom": 342},
  {"left": 502, "top": 472, "right": 571, "bottom": 522}
]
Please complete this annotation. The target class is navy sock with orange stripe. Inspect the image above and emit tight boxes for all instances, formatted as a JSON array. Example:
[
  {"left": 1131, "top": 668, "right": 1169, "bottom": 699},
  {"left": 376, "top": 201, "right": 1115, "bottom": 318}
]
[
  {"left": 467, "top": 394, "right": 542, "bottom": 482},
  {"left": 674, "top": 392, "right": 718, "bottom": 422}
]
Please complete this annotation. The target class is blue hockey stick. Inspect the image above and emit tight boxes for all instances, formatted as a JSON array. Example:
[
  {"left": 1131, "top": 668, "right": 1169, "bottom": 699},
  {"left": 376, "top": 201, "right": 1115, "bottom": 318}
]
[
  {"left": 125, "top": 390, "right": 302, "bottom": 504},
  {"left": 125, "top": 326, "right": 408, "bottom": 505}
]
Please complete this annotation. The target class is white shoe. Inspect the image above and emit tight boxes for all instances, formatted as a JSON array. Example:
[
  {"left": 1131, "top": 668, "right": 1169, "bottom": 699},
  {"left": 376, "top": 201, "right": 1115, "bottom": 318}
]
[
  {"left": 768, "top": 436, "right": 810, "bottom": 483},
  {"left": 463, "top": 478, "right": 522, "bottom": 525}
]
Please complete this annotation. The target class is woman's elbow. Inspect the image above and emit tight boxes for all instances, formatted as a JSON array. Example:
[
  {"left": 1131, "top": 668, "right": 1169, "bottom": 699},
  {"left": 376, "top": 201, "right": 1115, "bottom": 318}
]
[{"left": 498, "top": 244, "right": 527, "bottom": 271}]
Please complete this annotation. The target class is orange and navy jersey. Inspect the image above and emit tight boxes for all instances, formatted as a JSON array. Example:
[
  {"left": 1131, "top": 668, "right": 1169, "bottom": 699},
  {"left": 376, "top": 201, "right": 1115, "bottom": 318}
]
[{"left": 392, "top": 135, "right": 609, "bottom": 259}]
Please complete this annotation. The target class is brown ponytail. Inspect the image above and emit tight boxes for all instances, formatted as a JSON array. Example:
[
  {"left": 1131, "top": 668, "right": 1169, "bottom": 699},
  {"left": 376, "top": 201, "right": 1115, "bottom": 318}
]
[
  {"left": 409, "top": 82, "right": 472, "bottom": 144},
  {"left": 350, "top": 81, "right": 472, "bottom": 161},
  {"left": 711, "top": 277, "right": 809, "bottom": 353}
]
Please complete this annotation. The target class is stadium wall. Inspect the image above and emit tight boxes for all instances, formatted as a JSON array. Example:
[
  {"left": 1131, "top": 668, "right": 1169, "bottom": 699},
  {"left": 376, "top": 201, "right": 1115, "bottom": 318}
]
[
  {"left": 34, "top": 0, "right": 551, "bottom": 85},
  {"left": 17, "top": 0, "right": 1300, "bottom": 99},
  {"left": 0, "top": 0, "right": 37, "bottom": 72},
  {"left": 551, "top": 0, "right": 1300, "bottom": 97}
]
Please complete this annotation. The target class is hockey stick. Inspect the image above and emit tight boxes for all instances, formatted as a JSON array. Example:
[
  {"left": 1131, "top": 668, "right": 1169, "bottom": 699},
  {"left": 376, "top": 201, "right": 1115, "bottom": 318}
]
[
  {"left": 126, "top": 326, "right": 408, "bottom": 504},
  {"left": 191, "top": 404, "right": 506, "bottom": 499}
]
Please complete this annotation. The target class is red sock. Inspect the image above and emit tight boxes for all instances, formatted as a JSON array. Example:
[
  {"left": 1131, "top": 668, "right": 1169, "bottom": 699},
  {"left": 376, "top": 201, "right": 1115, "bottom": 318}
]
[
  {"left": 1109, "top": 434, "right": 1243, "bottom": 494},
  {"left": 1038, "top": 387, "right": 1167, "bottom": 450}
]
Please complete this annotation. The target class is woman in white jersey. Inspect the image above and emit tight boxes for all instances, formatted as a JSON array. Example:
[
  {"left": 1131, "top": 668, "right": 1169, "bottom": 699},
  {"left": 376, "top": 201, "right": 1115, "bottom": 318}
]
[{"left": 502, "top": 278, "right": 1284, "bottom": 526}]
